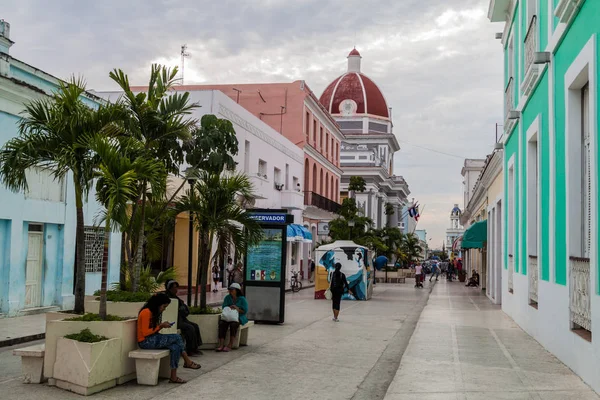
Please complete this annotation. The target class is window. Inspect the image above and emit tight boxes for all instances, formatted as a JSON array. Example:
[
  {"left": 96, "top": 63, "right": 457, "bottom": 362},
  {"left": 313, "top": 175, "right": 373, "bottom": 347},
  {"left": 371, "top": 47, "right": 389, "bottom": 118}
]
[
  {"left": 285, "top": 164, "right": 290, "bottom": 190},
  {"left": 291, "top": 242, "right": 299, "bottom": 265},
  {"left": 508, "top": 35, "right": 515, "bottom": 80},
  {"left": 313, "top": 120, "right": 317, "bottom": 144},
  {"left": 325, "top": 132, "right": 329, "bottom": 157},
  {"left": 84, "top": 226, "right": 104, "bottom": 273},
  {"left": 527, "top": 131, "right": 539, "bottom": 257},
  {"left": 305, "top": 112, "right": 310, "bottom": 140},
  {"left": 320, "top": 127, "right": 323, "bottom": 150},
  {"left": 274, "top": 167, "right": 281, "bottom": 187},
  {"left": 582, "top": 84, "right": 591, "bottom": 258},
  {"left": 258, "top": 160, "right": 267, "bottom": 178},
  {"left": 331, "top": 137, "right": 334, "bottom": 161},
  {"left": 244, "top": 140, "right": 250, "bottom": 173},
  {"left": 335, "top": 142, "right": 339, "bottom": 164},
  {"left": 508, "top": 163, "right": 515, "bottom": 258},
  {"left": 293, "top": 176, "right": 299, "bottom": 192},
  {"left": 28, "top": 224, "right": 43, "bottom": 232},
  {"left": 24, "top": 167, "right": 65, "bottom": 202}
]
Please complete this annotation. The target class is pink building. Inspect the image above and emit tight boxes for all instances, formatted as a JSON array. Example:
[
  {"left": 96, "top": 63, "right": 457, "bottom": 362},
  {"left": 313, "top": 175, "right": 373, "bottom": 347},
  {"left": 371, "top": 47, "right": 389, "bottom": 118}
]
[{"left": 166, "top": 82, "right": 345, "bottom": 239}]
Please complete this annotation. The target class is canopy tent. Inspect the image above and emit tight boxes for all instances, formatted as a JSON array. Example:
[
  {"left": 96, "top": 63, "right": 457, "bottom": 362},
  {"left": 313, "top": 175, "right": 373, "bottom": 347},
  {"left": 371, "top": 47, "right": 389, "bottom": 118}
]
[
  {"left": 287, "top": 224, "right": 313, "bottom": 243},
  {"left": 461, "top": 220, "right": 487, "bottom": 249}
]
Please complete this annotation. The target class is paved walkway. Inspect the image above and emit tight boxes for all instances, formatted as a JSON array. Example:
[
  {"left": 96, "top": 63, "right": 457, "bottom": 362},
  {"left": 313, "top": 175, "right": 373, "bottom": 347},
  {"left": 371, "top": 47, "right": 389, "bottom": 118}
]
[
  {"left": 1, "top": 279, "right": 597, "bottom": 399},
  {"left": 383, "top": 278, "right": 599, "bottom": 400}
]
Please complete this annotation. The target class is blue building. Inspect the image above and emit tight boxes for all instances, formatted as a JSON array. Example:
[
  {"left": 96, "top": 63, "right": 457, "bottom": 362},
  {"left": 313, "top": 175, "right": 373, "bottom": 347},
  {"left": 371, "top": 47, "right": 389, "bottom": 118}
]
[{"left": 0, "top": 20, "right": 120, "bottom": 316}]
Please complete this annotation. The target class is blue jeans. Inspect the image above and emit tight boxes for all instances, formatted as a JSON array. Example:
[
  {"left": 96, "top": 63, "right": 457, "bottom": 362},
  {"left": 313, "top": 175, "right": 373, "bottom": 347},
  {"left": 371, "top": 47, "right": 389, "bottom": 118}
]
[{"left": 139, "top": 334, "right": 185, "bottom": 369}]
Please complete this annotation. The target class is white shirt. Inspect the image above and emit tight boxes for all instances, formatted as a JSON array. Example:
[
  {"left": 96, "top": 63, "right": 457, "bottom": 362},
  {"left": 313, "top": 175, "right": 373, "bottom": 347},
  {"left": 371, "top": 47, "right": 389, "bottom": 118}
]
[{"left": 415, "top": 265, "right": 423, "bottom": 275}]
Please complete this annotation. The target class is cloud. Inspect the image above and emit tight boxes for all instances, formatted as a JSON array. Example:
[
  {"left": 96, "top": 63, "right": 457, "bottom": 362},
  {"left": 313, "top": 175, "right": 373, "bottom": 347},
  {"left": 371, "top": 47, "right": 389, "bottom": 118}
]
[{"left": 2, "top": 0, "right": 503, "bottom": 245}]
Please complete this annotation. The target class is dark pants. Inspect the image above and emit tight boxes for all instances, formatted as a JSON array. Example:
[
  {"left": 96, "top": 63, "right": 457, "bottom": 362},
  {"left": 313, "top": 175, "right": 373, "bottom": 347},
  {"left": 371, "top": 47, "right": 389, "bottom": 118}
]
[
  {"left": 219, "top": 320, "right": 240, "bottom": 339},
  {"left": 179, "top": 318, "right": 202, "bottom": 353},
  {"left": 331, "top": 289, "right": 343, "bottom": 311}
]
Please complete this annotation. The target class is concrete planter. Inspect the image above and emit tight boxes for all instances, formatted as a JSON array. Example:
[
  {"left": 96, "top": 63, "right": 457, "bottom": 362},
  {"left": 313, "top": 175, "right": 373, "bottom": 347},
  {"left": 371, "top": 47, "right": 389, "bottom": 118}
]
[
  {"left": 187, "top": 313, "right": 221, "bottom": 349},
  {"left": 53, "top": 337, "right": 121, "bottom": 396},
  {"left": 44, "top": 318, "right": 137, "bottom": 385},
  {"left": 84, "top": 300, "right": 145, "bottom": 319}
]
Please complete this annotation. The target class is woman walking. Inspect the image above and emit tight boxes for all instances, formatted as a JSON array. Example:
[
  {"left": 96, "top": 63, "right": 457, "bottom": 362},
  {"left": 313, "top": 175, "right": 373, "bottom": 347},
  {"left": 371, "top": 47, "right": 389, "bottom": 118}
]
[
  {"left": 137, "top": 293, "right": 200, "bottom": 384},
  {"left": 330, "top": 262, "right": 350, "bottom": 322}
]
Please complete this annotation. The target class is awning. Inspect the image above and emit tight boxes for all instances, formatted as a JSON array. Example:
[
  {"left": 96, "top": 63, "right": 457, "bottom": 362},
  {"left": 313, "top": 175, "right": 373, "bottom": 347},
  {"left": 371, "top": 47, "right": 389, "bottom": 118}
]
[
  {"left": 286, "top": 224, "right": 303, "bottom": 242},
  {"left": 461, "top": 220, "right": 487, "bottom": 249},
  {"left": 298, "top": 225, "right": 313, "bottom": 243}
]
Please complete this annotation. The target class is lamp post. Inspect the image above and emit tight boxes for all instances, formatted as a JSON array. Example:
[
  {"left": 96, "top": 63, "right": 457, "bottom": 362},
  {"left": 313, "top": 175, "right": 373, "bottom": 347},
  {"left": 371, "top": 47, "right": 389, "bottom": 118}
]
[
  {"left": 186, "top": 177, "right": 196, "bottom": 305},
  {"left": 383, "top": 235, "right": 389, "bottom": 283},
  {"left": 348, "top": 220, "right": 355, "bottom": 240}
]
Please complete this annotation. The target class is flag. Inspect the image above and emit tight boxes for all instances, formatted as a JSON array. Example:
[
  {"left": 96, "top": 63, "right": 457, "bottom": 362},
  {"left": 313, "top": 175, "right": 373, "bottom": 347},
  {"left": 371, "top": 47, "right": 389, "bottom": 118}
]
[{"left": 414, "top": 205, "right": 420, "bottom": 222}]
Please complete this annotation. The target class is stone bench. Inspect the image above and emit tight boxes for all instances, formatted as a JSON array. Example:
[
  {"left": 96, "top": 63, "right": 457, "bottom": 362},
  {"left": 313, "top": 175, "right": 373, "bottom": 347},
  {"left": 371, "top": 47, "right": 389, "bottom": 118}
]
[
  {"left": 128, "top": 349, "right": 171, "bottom": 386},
  {"left": 13, "top": 344, "right": 45, "bottom": 383},
  {"left": 225, "top": 321, "right": 254, "bottom": 349}
]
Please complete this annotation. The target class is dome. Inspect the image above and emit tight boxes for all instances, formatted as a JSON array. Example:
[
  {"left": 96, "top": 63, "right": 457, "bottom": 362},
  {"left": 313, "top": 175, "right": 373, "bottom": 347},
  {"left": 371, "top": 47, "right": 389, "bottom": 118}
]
[
  {"left": 451, "top": 204, "right": 462, "bottom": 216},
  {"left": 319, "top": 49, "right": 389, "bottom": 119}
]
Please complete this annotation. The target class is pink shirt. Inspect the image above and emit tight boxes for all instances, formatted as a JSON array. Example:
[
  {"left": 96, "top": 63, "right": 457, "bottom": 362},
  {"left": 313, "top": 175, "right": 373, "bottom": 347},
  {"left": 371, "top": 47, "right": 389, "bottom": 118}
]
[{"left": 415, "top": 265, "right": 423, "bottom": 275}]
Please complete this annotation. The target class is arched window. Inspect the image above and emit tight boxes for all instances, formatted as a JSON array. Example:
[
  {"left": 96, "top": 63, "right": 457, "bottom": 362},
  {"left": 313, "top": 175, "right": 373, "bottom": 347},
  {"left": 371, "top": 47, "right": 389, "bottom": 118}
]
[
  {"left": 304, "top": 159, "right": 309, "bottom": 193},
  {"left": 335, "top": 179, "right": 339, "bottom": 202},
  {"left": 312, "top": 164, "right": 317, "bottom": 193},
  {"left": 325, "top": 172, "right": 329, "bottom": 199},
  {"left": 319, "top": 168, "right": 324, "bottom": 195},
  {"left": 330, "top": 175, "right": 334, "bottom": 199}
]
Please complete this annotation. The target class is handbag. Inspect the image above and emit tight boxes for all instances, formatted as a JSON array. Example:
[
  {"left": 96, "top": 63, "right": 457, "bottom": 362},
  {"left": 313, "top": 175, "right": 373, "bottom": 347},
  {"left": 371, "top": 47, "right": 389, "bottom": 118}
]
[
  {"left": 221, "top": 306, "right": 239, "bottom": 322},
  {"left": 324, "top": 271, "right": 333, "bottom": 300}
]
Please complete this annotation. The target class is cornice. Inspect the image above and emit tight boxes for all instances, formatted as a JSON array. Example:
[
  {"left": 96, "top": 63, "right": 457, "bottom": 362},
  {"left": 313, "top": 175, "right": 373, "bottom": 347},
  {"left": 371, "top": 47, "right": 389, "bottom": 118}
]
[{"left": 305, "top": 144, "right": 343, "bottom": 176}]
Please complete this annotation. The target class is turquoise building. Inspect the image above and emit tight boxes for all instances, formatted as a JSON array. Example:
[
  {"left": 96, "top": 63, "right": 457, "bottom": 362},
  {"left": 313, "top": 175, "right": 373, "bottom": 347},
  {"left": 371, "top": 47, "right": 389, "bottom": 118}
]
[
  {"left": 0, "top": 20, "right": 120, "bottom": 316},
  {"left": 489, "top": 0, "right": 600, "bottom": 391}
]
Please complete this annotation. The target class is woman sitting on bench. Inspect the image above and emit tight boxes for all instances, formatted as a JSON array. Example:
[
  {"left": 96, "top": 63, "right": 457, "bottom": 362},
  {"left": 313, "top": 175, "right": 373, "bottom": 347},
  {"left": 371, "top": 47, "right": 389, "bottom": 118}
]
[
  {"left": 216, "top": 283, "right": 248, "bottom": 352},
  {"left": 137, "top": 293, "right": 201, "bottom": 384}
]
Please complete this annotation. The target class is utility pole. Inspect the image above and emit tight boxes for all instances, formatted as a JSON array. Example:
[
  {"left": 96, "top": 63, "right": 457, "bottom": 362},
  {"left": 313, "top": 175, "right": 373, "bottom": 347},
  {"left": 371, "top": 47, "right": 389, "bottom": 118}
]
[{"left": 181, "top": 44, "right": 191, "bottom": 85}]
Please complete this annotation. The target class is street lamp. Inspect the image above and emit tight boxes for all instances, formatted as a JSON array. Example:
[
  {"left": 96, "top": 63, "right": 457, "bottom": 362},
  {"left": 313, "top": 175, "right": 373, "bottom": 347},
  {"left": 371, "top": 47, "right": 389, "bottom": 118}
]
[
  {"left": 348, "top": 220, "right": 355, "bottom": 240},
  {"left": 383, "top": 235, "right": 389, "bottom": 283},
  {"left": 187, "top": 176, "right": 196, "bottom": 306}
]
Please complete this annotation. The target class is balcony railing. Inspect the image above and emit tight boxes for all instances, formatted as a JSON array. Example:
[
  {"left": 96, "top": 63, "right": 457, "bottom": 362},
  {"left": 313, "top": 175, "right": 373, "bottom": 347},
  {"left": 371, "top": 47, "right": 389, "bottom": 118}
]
[
  {"left": 508, "top": 254, "right": 514, "bottom": 293},
  {"left": 528, "top": 255, "right": 538, "bottom": 305},
  {"left": 524, "top": 16, "right": 537, "bottom": 76},
  {"left": 304, "top": 191, "right": 341, "bottom": 214},
  {"left": 569, "top": 257, "right": 591, "bottom": 331}
]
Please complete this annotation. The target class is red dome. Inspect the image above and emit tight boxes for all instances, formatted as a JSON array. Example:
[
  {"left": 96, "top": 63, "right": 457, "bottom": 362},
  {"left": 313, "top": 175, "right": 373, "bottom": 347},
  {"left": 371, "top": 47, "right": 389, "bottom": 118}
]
[
  {"left": 319, "top": 72, "right": 389, "bottom": 119},
  {"left": 348, "top": 48, "right": 361, "bottom": 56}
]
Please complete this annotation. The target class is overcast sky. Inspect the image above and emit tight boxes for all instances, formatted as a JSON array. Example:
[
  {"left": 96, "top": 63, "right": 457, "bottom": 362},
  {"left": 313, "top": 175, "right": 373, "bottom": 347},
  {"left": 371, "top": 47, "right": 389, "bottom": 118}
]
[{"left": 3, "top": 0, "right": 503, "bottom": 247}]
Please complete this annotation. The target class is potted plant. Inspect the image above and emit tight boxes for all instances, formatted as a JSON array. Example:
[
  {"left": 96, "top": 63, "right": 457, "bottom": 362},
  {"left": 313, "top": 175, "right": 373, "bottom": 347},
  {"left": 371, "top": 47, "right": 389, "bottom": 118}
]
[
  {"left": 187, "top": 306, "right": 222, "bottom": 349},
  {"left": 52, "top": 328, "right": 122, "bottom": 396}
]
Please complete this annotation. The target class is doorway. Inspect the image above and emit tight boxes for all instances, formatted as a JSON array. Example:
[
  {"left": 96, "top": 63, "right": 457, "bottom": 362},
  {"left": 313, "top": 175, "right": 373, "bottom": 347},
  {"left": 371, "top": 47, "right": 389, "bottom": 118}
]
[{"left": 25, "top": 224, "right": 44, "bottom": 308}]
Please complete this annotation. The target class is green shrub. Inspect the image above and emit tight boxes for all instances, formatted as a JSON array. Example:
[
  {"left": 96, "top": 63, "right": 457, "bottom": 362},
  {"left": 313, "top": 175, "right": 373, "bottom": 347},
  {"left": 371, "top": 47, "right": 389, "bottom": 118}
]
[
  {"left": 92, "top": 290, "right": 153, "bottom": 303},
  {"left": 64, "top": 328, "right": 109, "bottom": 343},
  {"left": 189, "top": 306, "right": 221, "bottom": 315},
  {"left": 64, "top": 313, "right": 126, "bottom": 322}
]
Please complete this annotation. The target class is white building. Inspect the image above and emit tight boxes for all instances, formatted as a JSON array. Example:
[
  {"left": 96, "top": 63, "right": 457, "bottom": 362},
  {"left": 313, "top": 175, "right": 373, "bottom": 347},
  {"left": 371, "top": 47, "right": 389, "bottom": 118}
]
[
  {"left": 445, "top": 204, "right": 464, "bottom": 258},
  {"left": 461, "top": 159, "right": 486, "bottom": 209}
]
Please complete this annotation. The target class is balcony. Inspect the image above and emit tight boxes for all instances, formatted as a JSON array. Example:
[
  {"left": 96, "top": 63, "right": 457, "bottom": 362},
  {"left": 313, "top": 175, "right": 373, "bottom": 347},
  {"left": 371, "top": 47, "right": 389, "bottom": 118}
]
[
  {"left": 528, "top": 255, "right": 538, "bottom": 306},
  {"left": 521, "top": 16, "right": 541, "bottom": 97},
  {"left": 281, "top": 190, "right": 304, "bottom": 210},
  {"left": 248, "top": 174, "right": 269, "bottom": 199},
  {"left": 504, "top": 78, "right": 517, "bottom": 135},
  {"left": 304, "top": 191, "right": 341, "bottom": 214},
  {"left": 569, "top": 257, "right": 591, "bottom": 332},
  {"left": 555, "top": 0, "right": 586, "bottom": 25}
]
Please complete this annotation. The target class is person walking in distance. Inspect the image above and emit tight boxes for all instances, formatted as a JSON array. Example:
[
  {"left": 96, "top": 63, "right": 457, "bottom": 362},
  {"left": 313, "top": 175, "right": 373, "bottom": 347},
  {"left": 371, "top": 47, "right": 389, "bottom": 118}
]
[
  {"left": 429, "top": 262, "right": 440, "bottom": 282},
  {"left": 212, "top": 261, "right": 221, "bottom": 293},
  {"left": 225, "top": 257, "right": 234, "bottom": 288},
  {"left": 309, "top": 257, "right": 315, "bottom": 283},
  {"left": 330, "top": 262, "right": 350, "bottom": 322},
  {"left": 414, "top": 263, "right": 423, "bottom": 288}
]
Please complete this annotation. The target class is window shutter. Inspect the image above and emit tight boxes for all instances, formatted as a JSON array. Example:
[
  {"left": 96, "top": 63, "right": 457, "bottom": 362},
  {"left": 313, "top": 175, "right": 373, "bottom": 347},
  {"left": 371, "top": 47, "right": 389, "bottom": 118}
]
[{"left": 582, "top": 85, "right": 591, "bottom": 258}]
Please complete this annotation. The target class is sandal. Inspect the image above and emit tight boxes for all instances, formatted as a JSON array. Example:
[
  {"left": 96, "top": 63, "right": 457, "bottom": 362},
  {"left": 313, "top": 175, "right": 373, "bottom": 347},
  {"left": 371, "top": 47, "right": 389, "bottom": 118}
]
[
  {"left": 222, "top": 347, "right": 231, "bottom": 352},
  {"left": 169, "top": 377, "right": 187, "bottom": 384},
  {"left": 184, "top": 361, "right": 201, "bottom": 370},
  {"left": 216, "top": 347, "right": 224, "bottom": 352}
]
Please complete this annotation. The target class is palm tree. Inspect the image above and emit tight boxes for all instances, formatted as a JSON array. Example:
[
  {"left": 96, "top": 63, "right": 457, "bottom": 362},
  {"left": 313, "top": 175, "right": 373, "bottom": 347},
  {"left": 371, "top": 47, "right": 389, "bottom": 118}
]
[
  {"left": 91, "top": 135, "right": 166, "bottom": 319},
  {"left": 401, "top": 233, "right": 423, "bottom": 267},
  {"left": 109, "top": 65, "right": 198, "bottom": 291},
  {"left": 176, "top": 171, "right": 263, "bottom": 308},
  {"left": 0, "top": 78, "right": 123, "bottom": 313}
]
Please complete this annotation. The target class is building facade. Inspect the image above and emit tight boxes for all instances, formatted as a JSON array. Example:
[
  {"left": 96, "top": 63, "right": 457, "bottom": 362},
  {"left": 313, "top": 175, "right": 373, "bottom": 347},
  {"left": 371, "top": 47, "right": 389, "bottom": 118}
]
[
  {"left": 163, "top": 82, "right": 344, "bottom": 251},
  {"left": 0, "top": 21, "right": 121, "bottom": 316},
  {"left": 489, "top": 0, "right": 600, "bottom": 391},
  {"left": 446, "top": 204, "right": 464, "bottom": 259},
  {"left": 319, "top": 49, "right": 410, "bottom": 230}
]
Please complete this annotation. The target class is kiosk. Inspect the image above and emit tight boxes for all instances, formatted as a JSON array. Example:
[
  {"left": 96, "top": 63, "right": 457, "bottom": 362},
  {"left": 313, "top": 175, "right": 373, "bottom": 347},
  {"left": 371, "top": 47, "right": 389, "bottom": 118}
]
[
  {"left": 314, "top": 241, "right": 373, "bottom": 300},
  {"left": 244, "top": 210, "right": 293, "bottom": 323}
]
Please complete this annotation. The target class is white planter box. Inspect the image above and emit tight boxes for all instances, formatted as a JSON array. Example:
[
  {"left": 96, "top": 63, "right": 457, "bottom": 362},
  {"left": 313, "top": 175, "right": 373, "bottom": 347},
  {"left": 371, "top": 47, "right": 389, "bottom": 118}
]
[
  {"left": 44, "top": 318, "right": 137, "bottom": 385},
  {"left": 187, "top": 313, "right": 221, "bottom": 349},
  {"left": 53, "top": 337, "right": 121, "bottom": 396},
  {"left": 84, "top": 299, "right": 145, "bottom": 319}
]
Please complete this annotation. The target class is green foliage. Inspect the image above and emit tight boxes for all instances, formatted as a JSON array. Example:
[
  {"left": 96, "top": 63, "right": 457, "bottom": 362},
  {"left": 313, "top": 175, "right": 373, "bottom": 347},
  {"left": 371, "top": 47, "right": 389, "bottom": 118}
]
[
  {"left": 111, "top": 265, "right": 177, "bottom": 293},
  {"left": 65, "top": 313, "right": 126, "bottom": 322},
  {"left": 94, "top": 290, "right": 153, "bottom": 303},
  {"left": 65, "top": 328, "right": 109, "bottom": 343},
  {"left": 348, "top": 176, "right": 366, "bottom": 193},
  {"left": 189, "top": 306, "right": 222, "bottom": 315},
  {"left": 384, "top": 203, "right": 395, "bottom": 216}
]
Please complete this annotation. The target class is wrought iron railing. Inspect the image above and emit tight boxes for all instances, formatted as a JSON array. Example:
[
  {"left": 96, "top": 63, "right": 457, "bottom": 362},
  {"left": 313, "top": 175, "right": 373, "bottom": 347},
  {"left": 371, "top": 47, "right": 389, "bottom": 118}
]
[
  {"left": 529, "top": 255, "right": 538, "bottom": 304},
  {"left": 304, "top": 191, "right": 341, "bottom": 214},
  {"left": 504, "top": 78, "right": 514, "bottom": 123},
  {"left": 569, "top": 257, "right": 591, "bottom": 331},
  {"left": 524, "top": 16, "right": 537, "bottom": 76},
  {"left": 508, "top": 254, "right": 514, "bottom": 293}
]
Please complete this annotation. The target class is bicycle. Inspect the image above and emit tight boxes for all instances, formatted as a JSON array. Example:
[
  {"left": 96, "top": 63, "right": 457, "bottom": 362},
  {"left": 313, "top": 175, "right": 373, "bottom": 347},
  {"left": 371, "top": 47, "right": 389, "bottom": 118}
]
[{"left": 290, "top": 270, "right": 303, "bottom": 292}]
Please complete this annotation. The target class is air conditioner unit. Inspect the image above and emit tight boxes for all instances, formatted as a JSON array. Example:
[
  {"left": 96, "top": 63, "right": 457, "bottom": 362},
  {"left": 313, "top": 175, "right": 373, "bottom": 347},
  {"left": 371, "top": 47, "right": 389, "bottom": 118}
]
[
  {"left": 495, "top": 32, "right": 503, "bottom": 40},
  {"left": 494, "top": 142, "right": 504, "bottom": 150},
  {"left": 508, "top": 110, "right": 521, "bottom": 120},
  {"left": 534, "top": 52, "right": 551, "bottom": 64}
]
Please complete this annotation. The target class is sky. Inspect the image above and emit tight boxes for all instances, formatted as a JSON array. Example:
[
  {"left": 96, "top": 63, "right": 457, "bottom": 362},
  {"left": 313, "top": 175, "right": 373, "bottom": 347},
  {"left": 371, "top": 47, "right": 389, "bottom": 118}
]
[{"left": 2, "top": 0, "right": 504, "bottom": 247}]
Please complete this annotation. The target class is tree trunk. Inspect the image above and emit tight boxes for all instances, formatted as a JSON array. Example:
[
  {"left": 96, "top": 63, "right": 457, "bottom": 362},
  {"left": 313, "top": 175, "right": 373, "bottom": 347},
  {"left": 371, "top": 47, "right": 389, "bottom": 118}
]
[
  {"left": 73, "top": 185, "right": 86, "bottom": 314},
  {"left": 99, "top": 216, "right": 111, "bottom": 320},
  {"left": 200, "top": 232, "right": 215, "bottom": 310},
  {"left": 194, "top": 232, "right": 205, "bottom": 307},
  {"left": 132, "top": 183, "right": 148, "bottom": 292}
]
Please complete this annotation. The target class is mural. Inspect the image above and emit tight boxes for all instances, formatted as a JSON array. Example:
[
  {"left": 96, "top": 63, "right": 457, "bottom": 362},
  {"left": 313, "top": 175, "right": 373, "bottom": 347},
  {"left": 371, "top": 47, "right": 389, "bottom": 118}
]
[{"left": 314, "top": 241, "right": 372, "bottom": 300}]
